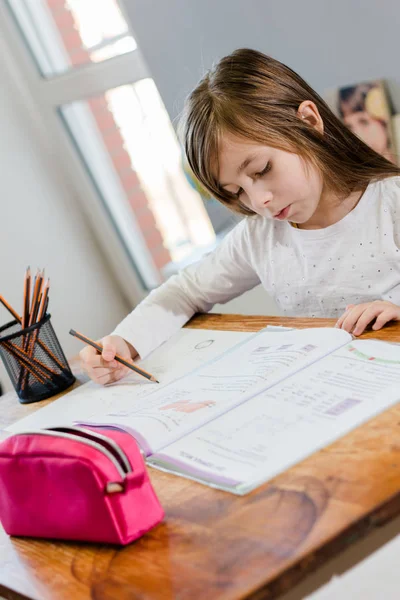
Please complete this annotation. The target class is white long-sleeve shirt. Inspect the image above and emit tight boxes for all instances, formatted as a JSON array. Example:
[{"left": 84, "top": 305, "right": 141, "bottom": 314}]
[{"left": 114, "top": 176, "right": 400, "bottom": 359}]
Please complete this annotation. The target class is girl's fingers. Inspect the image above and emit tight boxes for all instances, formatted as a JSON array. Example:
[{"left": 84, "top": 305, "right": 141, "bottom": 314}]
[
  {"left": 334, "top": 302, "right": 398, "bottom": 334},
  {"left": 353, "top": 304, "right": 399, "bottom": 335},
  {"left": 85, "top": 366, "right": 125, "bottom": 384},
  {"left": 86, "top": 367, "right": 109, "bottom": 381},
  {"left": 335, "top": 304, "right": 356, "bottom": 328},
  {"left": 352, "top": 305, "right": 383, "bottom": 336},
  {"left": 372, "top": 309, "right": 399, "bottom": 331},
  {"left": 97, "top": 369, "right": 126, "bottom": 386},
  {"left": 335, "top": 315, "right": 344, "bottom": 328},
  {"left": 90, "top": 367, "right": 113, "bottom": 379},
  {"left": 86, "top": 355, "right": 118, "bottom": 368},
  {"left": 339, "top": 305, "right": 366, "bottom": 333}
]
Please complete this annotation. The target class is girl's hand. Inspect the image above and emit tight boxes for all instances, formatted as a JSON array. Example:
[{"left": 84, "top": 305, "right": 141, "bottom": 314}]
[
  {"left": 79, "top": 335, "right": 138, "bottom": 385},
  {"left": 335, "top": 301, "right": 400, "bottom": 336}
]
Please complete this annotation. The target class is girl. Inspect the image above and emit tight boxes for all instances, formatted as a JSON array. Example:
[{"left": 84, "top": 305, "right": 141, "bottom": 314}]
[{"left": 80, "top": 48, "right": 400, "bottom": 385}]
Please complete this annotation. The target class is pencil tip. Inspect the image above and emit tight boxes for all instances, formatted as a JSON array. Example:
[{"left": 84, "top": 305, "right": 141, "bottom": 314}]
[{"left": 155, "top": 379, "right": 160, "bottom": 384}]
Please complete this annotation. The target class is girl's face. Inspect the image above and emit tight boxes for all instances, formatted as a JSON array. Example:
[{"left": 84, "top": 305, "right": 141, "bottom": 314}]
[{"left": 218, "top": 134, "right": 324, "bottom": 224}]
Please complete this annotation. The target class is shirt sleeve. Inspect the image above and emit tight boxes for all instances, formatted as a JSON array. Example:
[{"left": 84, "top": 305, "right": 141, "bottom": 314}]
[{"left": 112, "top": 218, "right": 261, "bottom": 358}]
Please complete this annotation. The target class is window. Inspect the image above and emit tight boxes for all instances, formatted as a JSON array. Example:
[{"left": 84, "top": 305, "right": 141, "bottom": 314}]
[
  {"left": 5, "top": 0, "right": 215, "bottom": 291},
  {"left": 8, "top": 0, "right": 137, "bottom": 76}
]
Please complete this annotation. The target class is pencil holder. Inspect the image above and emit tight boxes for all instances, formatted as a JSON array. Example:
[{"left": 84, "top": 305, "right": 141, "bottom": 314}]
[{"left": 0, "top": 314, "right": 75, "bottom": 404}]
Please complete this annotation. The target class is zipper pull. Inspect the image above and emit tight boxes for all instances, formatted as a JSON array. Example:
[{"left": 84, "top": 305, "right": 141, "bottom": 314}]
[{"left": 106, "top": 482, "right": 124, "bottom": 494}]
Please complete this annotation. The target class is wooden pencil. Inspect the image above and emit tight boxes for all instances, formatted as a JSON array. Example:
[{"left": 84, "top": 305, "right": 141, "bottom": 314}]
[
  {"left": 22, "top": 266, "right": 31, "bottom": 330},
  {"left": 1, "top": 271, "right": 63, "bottom": 392},
  {"left": 19, "top": 267, "right": 32, "bottom": 389},
  {"left": 3, "top": 342, "right": 50, "bottom": 384},
  {"left": 29, "top": 269, "right": 44, "bottom": 327},
  {"left": 0, "top": 295, "right": 20, "bottom": 322},
  {"left": 69, "top": 329, "right": 159, "bottom": 383},
  {"left": 37, "top": 278, "right": 49, "bottom": 322},
  {"left": 3, "top": 342, "right": 47, "bottom": 385},
  {"left": 6, "top": 340, "right": 58, "bottom": 379},
  {"left": 27, "top": 278, "right": 51, "bottom": 375},
  {"left": 0, "top": 293, "right": 65, "bottom": 371}
]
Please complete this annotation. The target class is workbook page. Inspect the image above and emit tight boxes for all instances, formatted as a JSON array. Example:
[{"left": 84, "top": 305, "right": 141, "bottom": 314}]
[
  {"left": 82, "top": 327, "right": 351, "bottom": 454},
  {"left": 150, "top": 338, "right": 400, "bottom": 493}
]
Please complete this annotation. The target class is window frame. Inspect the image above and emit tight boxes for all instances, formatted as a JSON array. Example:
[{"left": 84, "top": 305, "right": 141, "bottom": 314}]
[{"left": 0, "top": 1, "right": 166, "bottom": 303}]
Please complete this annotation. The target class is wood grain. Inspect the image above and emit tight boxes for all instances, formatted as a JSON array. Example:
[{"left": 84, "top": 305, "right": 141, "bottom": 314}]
[{"left": 0, "top": 314, "right": 400, "bottom": 600}]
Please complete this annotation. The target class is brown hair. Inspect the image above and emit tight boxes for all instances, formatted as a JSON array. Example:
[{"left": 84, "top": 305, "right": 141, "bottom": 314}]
[{"left": 180, "top": 48, "right": 400, "bottom": 216}]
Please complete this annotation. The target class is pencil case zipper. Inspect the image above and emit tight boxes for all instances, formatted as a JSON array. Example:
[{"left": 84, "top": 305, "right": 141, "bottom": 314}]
[{"left": 12, "top": 426, "right": 132, "bottom": 487}]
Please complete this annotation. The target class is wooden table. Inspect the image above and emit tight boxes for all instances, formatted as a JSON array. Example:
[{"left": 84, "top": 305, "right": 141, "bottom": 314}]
[{"left": 1, "top": 314, "right": 400, "bottom": 600}]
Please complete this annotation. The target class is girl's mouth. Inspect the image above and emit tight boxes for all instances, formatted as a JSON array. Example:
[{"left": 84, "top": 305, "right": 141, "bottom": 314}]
[{"left": 274, "top": 205, "right": 290, "bottom": 220}]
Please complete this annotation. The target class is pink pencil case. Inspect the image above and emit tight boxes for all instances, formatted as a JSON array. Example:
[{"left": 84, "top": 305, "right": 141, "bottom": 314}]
[{"left": 0, "top": 426, "right": 164, "bottom": 545}]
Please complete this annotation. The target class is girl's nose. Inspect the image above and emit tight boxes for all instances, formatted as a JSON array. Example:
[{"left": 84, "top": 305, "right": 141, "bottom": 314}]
[{"left": 250, "top": 188, "right": 273, "bottom": 212}]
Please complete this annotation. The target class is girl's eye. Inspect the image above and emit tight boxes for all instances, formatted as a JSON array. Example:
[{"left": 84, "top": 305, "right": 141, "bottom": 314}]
[{"left": 255, "top": 163, "right": 271, "bottom": 177}]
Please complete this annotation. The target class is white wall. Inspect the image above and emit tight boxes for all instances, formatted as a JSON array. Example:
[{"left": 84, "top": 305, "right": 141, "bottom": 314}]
[
  {"left": 0, "top": 51, "right": 129, "bottom": 393},
  {"left": 123, "top": 0, "right": 400, "bottom": 122}
]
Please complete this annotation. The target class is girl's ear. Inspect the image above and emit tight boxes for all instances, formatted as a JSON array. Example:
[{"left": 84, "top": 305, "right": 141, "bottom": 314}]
[{"left": 297, "top": 101, "right": 324, "bottom": 133}]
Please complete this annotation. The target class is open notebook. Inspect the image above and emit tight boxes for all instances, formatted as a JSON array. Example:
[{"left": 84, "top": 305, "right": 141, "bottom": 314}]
[{"left": 8, "top": 327, "right": 400, "bottom": 494}]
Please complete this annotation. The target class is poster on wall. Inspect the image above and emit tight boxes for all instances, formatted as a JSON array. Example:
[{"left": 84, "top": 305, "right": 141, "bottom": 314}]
[{"left": 332, "top": 80, "right": 397, "bottom": 164}]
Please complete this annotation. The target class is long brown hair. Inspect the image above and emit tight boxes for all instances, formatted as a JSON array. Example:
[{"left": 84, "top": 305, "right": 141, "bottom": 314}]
[{"left": 180, "top": 48, "right": 400, "bottom": 216}]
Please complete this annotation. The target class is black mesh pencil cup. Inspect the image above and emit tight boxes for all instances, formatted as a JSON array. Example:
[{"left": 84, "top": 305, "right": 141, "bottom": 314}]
[{"left": 0, "top": 314, "right": 75, "bottom": 403}]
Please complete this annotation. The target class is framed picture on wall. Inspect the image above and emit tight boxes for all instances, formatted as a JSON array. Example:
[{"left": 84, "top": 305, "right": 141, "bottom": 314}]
[{"left": 334, "top": 80, "right": 397, "bottom": 164}]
